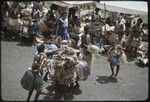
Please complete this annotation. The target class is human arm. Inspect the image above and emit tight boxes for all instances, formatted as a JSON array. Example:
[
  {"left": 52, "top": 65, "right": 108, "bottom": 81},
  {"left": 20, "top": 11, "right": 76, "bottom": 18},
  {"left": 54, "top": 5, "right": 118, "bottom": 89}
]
[
  {"left": 87, "top": 34, "right": 91, "bottom": 45},
  {"left": 55, "top": 25, "right": 59, "bottom": 37}
]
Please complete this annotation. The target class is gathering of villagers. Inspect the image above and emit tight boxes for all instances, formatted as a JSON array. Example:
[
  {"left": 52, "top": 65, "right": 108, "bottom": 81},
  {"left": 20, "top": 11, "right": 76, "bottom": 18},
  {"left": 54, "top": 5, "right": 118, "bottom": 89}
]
[{"left": 2, "top": 1, "right": 148, "bottom": 101}]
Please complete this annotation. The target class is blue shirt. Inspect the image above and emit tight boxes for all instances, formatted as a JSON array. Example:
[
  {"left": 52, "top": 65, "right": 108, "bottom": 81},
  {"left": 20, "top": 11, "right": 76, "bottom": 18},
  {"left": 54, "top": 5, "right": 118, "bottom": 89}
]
[
  {"left": 57, "top": 18, "right": 68, "bottom": 40},
  {"left": 110, "top": 53, "right": 121, "bottom": 66},
  {"left": 28, "top": 20, "right": 40, "bottom": 35}
]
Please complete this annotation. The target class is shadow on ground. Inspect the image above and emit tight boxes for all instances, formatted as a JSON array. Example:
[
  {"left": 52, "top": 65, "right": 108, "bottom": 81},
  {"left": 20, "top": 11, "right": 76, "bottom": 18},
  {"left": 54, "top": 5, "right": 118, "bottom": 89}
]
[
  {"left": 16, "top": 42, "right": 32, "bottom": 47},
  {"left": 42, "top": 84, "right": 82, "bottom": 101},
  {"left": 96, "top": 76, "right": 118, "bottom": 84},
  {"left": 16, "top": 37, "right": 33, "bottom": 47},
  {"left": 1, "top": 36, "right": 19, "bottom": 42},
  {"left": 135, "top": 62, "right": 148, "bottom": 68}
]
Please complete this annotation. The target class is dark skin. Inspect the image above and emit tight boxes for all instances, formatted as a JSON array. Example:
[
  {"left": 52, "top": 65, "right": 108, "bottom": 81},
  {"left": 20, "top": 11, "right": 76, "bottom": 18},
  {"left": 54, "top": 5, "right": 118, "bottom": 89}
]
[
  {"left": 110, "top": 65, "right": 120, "bottom": 78},
  {"left": 27, "top": 50, "right": 46, "bottom": 101},
  {"left": 55, "top": 13, "right": 70, "bottom": 39},
  {"left": 109, "top": 47, "right": 123, "bottom": 78},
  {"left": 130, "top": 19, "right": 143, "bottom": 58},
  {"left": 27, "top": 72, "right": 41, "bottom": 102}
]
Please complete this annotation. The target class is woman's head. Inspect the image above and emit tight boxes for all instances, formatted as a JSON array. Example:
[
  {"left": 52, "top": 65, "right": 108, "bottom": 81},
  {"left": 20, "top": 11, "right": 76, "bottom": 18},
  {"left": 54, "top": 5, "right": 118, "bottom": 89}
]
[
  {"left": 95, "top": 8, "right": 100, "bottom": 13},
  {"left": 137, "top": 18, "right": 143, "bottom": 25},
  {"left": 61, "top": 12, "right": 68, "bottom": 20},
  {"left": 37, "top": 43, "right": 45, "bottom": 53}
]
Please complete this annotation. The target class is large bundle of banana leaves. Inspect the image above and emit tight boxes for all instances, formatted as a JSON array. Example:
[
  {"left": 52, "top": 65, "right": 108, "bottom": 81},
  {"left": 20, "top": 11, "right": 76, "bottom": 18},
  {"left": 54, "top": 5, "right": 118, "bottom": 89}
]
[
  {"left": 86, "top": 44, "right": 99, "bottom": 54},
  {"left": 53, "top": 47, "right": 78, "bottom": 85}
]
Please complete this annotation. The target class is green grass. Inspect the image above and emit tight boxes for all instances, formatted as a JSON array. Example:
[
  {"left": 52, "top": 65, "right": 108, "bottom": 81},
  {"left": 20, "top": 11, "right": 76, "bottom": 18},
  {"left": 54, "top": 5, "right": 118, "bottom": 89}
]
[
  {"left": 44, "top": 1, "right": 53, "bottom": 9},
  {"left": 140, "top": 15, "right": 148, "bottom": 23},
  {"left": 127, "top": 58, "right": 137, "bottom": 65}
]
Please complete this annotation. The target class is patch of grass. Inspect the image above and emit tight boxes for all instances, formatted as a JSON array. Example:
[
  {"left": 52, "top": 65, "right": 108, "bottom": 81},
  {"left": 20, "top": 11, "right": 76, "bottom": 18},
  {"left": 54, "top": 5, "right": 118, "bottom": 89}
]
[
  {"left": 127, "top": 58, "right": 137, "bottom": 65},
  {"left": 140, "top": 15, "right": 148, "bottom": 23},
  {"left": 44, "top": 1, "right": 53, "bottom": 9},
  {"left": 94, "top": 53, "right": 108, "bottom": 62}
]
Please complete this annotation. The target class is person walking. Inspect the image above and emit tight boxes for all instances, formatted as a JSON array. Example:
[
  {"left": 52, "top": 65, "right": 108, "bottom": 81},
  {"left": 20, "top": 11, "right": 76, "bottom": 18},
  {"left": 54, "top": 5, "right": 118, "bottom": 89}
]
[
  {"left": 107, "top": 44, "right": 125, "bottom": 78},
  {"left": 27, "top": 43, "right": 47, "bottom": 101}
]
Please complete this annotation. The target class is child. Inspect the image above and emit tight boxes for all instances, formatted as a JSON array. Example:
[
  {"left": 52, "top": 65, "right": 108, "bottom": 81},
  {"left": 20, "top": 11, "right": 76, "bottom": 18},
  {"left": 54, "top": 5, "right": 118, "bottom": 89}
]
[{"left": 107, "top": 44, "right": 125, "bottom": 78}]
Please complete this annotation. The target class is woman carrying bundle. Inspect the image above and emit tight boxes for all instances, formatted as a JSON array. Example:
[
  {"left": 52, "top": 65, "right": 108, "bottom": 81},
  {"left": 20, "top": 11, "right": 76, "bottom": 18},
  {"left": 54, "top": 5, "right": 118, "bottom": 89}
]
[{"left": 26, "top": 43, "right": 47, "bottom": 101}]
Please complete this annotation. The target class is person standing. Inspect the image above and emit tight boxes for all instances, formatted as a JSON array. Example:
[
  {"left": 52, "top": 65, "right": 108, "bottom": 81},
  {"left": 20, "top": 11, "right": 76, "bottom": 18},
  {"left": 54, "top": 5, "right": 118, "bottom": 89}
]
[
  {"left": 92, "top": 8, "right": 101, "bottom": 22},
  {"left": 114, "top": 13, "right": 126, "bottom": 40},
  {"left": 80, "top": 25, "right": 91, "bottom": 50},
  {"left": 72, "top": 19, "right": 84, "bottom": 48},
  {"left": 92, "top": 8, "right": 101, "bottom": 21},
  {"left": 55, "top": 12, "right": 69, "bottom": 40},
  {"left": 107, "top": 44, "right": 124, "bottom": 78},
  {"left": 27, "top": 43, "right": 47, "bottom": 101},
  {"left": 28, "top": 18, "right": 40, "bottom": 46},
  {"left": 130, "top": 18, "right": 143, "bottom": 58}
]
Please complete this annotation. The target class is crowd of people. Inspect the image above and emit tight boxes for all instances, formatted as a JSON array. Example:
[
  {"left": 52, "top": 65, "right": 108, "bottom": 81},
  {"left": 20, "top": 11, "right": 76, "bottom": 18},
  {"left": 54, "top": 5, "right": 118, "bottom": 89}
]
[{"left": 2, "top": 1, "right": 148, "bottom": 101}]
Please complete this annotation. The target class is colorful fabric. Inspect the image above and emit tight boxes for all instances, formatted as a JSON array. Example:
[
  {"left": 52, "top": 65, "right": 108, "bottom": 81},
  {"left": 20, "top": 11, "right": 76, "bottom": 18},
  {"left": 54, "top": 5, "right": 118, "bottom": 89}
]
[{"left": 76, "top": 61, "right": 91, "bottom": 80}]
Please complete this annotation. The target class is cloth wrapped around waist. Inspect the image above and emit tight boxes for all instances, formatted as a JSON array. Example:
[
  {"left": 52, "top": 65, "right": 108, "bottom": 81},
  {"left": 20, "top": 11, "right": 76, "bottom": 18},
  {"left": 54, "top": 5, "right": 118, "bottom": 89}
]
[
  {"left": 55, "top": 66, "right": 77, "bottom": 85},
  {"left": 76, "top": 60, "right": 91, "bottom": 81}
]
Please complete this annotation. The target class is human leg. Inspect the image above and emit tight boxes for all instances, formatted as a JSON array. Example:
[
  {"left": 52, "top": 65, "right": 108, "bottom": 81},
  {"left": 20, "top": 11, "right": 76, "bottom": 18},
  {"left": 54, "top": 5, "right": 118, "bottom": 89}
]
[
  {"left": 134, "top": 47, "right": 137, "bottom": 58},
  {"left": 32, "top": 34, "right": 36, "bottom": 46},
  {"left": 114, "top": 64, "right": 120, "bottom": 77},
  {"left": 27, "top": 88, "right": 34, "bottom": 102},
  {"left": 34, "top": 91, "right": 40, "bottom": 101},
  {"left": 109, "top": 63, "right": 115, "bottom": 77},
  {"left": 27, "top": 75, "right": 36, "bottom": 101}
]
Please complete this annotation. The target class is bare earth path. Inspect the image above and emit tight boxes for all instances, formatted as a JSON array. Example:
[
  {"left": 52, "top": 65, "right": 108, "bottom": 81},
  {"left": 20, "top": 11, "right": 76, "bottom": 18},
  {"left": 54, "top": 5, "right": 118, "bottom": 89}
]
[{"left": 1, "top": 40, "right": 148, "bottom": 101}]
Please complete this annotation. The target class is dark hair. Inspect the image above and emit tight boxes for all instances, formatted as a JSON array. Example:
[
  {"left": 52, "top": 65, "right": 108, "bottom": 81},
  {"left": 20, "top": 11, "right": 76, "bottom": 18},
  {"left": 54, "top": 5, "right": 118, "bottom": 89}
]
[
  {"left": 137, "top": 18, "right": 143, "bottom": 24},
  {"left": 50, "top": 4, "right": 58, "bottom": 10},
  {"left": 37, "top": 43, "right": 45, "bottom": 53},
  {"left": 74, "top": 16, "right": 78, "bottom": 20},
  {"left": 95, "top": 8, "right": 100, "bottom": 12},
  {"left": 84, "top": 25, "right": 90, "bottom": 32},
  {"left": 142, "top": 23, "right": 147, "bottom": 27},
  {"left": 61, "top": 12, "right": 68, "bottom": 16},
  {"left": 120, "top": 13, "right": 124, "bottom": 16}
]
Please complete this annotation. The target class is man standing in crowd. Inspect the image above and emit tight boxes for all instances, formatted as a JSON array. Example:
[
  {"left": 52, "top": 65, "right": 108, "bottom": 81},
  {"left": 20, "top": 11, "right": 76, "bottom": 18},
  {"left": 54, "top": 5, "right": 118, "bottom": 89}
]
[
  {"left": 114, "top": 13, "right": 126, "bottom": 40},
  {"left": 130, "top": 18, "right": 143, "bottom": 58},
  {"left": 92, "top": 8, "right": 101, "bottom": 22}
]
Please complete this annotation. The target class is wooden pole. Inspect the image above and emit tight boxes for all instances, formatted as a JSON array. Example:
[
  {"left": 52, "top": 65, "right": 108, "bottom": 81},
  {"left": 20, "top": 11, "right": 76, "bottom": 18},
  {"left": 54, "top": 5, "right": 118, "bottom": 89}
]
[{"left": 104, "top": 3, "right": 106, "bottom": 36}]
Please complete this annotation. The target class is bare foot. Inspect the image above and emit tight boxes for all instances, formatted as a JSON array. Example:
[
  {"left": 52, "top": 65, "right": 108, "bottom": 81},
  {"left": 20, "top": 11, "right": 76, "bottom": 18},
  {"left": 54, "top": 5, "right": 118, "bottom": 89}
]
[
  {"left": 109, "top": 74, "right": 115, "bottom": 77},
  {"left": 113, "top": 75, "right": 117, "bottom": 78}
]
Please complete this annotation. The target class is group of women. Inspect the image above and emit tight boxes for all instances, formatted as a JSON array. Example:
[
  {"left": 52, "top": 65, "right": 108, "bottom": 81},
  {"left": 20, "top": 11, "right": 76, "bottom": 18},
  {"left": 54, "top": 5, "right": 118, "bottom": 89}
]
[{"left": 7, "top": 1, "right": 146, "bottom": 101}]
